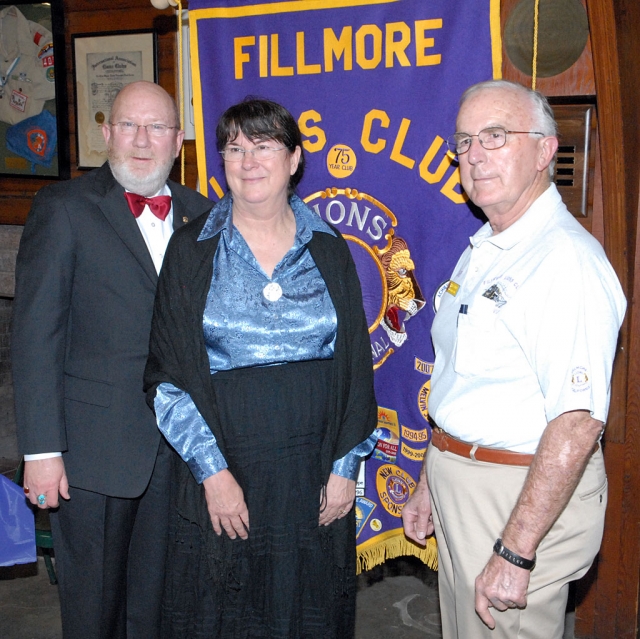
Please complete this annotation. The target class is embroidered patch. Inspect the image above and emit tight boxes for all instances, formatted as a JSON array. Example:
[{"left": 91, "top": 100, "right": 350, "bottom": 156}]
[
  {"left": 26, "top": 127, "right": 47, "bottom": 156},
  {"left": 571, "top": 366, "right": 591, "bottom": 392},
  {"left": 355, "top": 497, "right": 376, "bottom": 539},
  {"left": 482, "top": 283, "right": 507, "bottom": 307},
  {"left": 10, "top": 90, "right": 27, "bottom": 112},
  {"left": 376, "top": 464, "right": 416, "bottom": 518}
]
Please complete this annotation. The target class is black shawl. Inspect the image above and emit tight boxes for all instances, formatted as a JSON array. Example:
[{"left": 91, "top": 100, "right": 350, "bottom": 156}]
[{"left": 144, "top": 202, "right": 377, "bottom": 526}]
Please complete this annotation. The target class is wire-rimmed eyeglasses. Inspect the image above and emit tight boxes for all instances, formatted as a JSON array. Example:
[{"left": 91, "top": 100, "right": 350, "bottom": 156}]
[
  {"left": 446, "top": 127, "right": 544, "bottom": 155},
  {"left": 219, "top": 144, "right": 287, "bottom": 162},
  {"left": 110, "top": 121, "right": 178, "bottom": 137}
]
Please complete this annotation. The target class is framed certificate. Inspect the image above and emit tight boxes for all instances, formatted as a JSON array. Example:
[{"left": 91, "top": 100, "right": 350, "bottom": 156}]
[{"left": 72, "top": 30, "right": 157, "bottom": 169}]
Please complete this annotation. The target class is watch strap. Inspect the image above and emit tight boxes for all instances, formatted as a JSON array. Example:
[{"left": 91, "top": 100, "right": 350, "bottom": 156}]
[{"left": 493, "top": 538, "right": 536, "bottom": 571}]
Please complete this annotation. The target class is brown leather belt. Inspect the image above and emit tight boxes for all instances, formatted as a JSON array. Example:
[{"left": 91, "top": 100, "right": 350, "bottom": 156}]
[
  {"left": 431, "top": 427, "right": 599, "bottom": 467},
  {"left": 431, "top": 427, "right": 534, "bottom": 466}
]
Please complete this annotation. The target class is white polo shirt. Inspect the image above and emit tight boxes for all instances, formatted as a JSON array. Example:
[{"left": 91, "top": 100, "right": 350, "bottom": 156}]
[{"left": 429, "top": 184, "right": 626, "bottom": 454}]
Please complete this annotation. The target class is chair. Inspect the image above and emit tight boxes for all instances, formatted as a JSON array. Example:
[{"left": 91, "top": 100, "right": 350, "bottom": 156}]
[{"left": 12, "top": 459, "right": 58, "bottom": 585}]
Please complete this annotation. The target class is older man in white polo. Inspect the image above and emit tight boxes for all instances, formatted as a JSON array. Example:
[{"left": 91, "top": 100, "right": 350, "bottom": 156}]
[{"left": 402, "top": 80, "right": 626, "bottom": 639}]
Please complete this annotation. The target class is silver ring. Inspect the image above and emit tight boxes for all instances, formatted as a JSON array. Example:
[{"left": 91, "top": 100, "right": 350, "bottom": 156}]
[{"left": 37, "top": 494, "right": 46, "bottom": 506}]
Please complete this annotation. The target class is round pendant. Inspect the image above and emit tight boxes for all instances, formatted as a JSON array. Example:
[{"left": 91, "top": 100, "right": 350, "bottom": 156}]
[{"left": 263, "top": 282, "right": 283, "bottom": 302}]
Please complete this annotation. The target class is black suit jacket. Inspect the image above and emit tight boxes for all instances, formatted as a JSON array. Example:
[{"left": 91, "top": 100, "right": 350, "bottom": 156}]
[{"left": 12, "top": 163, "right": 213, "bottom": 498}]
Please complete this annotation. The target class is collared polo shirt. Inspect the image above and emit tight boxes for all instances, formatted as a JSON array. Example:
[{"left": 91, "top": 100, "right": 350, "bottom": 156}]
[{"left": 429, "top": 184, "right": 626, "bottom": 454}]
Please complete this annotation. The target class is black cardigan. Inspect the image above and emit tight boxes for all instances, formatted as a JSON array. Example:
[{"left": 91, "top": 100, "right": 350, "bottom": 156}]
[{"left": 144, "top": 203, "right": 378, "bottom": 524}]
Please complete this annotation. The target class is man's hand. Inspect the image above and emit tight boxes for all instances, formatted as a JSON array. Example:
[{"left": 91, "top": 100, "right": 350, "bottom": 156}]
[
  {"left": 319, "top": 473, "right": 355, "bottom": 526},
  {"left": 475, "top": 553, "right": 531, "bottom": 629},
  {"left": 402, "top": 473, "right": 434, "bottom": 545},
  {"left": 473, "top": 410, "right": 602, "bottom": 628},
  {"left": 24, "top": 457, "right": 69, "bottom": 509},
  {"left": 202, "top": 469, "right": 249, "bottom": 540}
]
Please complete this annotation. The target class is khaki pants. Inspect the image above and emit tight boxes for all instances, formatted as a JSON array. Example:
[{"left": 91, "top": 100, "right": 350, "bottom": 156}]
[{"left": 427, "top": 444, "right": 607, "bottom": 639}]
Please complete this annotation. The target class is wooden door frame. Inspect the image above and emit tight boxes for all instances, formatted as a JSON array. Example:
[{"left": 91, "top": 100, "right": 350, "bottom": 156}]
[{"left": 574, "top": 1, "right": 640, "bottom": 637}]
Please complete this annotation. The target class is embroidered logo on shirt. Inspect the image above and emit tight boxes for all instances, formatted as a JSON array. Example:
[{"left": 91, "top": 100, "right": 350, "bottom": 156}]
[
  {"left": 571, "top": 366, "right": 591, "bottom": 392},
  {"left": 482, "top": 283, "right": 507, "bottom": 307}
]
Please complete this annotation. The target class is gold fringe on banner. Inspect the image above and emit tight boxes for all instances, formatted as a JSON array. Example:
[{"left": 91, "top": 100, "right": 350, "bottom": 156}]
[{"left": 356, "top": 533, "right": 438, "bottom": 575}]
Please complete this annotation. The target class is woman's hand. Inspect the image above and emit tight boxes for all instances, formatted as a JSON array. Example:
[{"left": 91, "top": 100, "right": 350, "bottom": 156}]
[
  {"left": 202, "top": 469, "right": 250, "bottom": 540},
  {"left": 319, "top": 473, "right": 356, "bottom": 526}
]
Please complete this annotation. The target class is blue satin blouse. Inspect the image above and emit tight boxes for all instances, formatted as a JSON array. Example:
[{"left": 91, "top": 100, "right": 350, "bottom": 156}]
[{"left": 155, "top": 194, "right": 377, "bottom": 483}]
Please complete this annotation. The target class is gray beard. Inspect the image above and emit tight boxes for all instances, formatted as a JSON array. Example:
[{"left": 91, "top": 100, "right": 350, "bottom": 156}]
[{"left": 108, "top": 155, "right": 174, "bottom": 196}]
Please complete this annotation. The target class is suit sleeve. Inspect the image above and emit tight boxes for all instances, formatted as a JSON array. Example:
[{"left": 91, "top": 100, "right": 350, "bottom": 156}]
[{"left": 12, "top": 189, "right": 75, "bottom": 454}]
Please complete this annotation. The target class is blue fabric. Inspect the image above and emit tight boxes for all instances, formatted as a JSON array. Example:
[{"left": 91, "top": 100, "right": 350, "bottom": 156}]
[
  {"left": 0, "top": 474, "right": 36, "bottom": 567},
  {"left": 6, "top": 109, "right": 57, "bottom": 169},
  {"left": 199, "top": 193, "right": 337, "bottom": 371},
  {"left": 157, "top": 194, "right": 376, "bottom": 482}
]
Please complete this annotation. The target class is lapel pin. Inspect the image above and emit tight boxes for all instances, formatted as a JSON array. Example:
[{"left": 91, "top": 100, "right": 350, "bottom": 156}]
[{"left": 182, "top": 216, "right": 189, "bottom": 223}]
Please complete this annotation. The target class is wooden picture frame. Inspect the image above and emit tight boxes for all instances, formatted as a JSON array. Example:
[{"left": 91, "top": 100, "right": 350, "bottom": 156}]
[
  {"left": 0, "top": 0, "right": 69, "bottom": 178},
  {"left": 72, "top": 30, "right": 157, "bottom": 169}
]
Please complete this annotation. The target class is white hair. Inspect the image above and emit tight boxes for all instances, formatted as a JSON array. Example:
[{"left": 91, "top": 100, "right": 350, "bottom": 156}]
[{"left": 460, "top": 80, "right": 558, "bottom": 176}]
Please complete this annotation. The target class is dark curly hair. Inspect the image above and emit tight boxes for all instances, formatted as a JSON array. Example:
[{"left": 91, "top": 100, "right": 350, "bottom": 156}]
[{"left": 216, "top": 97, "right": 305, "bottom": 197}]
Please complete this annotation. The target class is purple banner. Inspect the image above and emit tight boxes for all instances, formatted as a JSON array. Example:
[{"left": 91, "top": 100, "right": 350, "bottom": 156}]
[{"left": 188, "top": 0, "right": 501, "bottom": 569}]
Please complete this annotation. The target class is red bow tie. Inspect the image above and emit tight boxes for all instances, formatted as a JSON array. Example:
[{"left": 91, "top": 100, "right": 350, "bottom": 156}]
[{"left": 124, "top": 192, "right": 172, "bottom": 221}]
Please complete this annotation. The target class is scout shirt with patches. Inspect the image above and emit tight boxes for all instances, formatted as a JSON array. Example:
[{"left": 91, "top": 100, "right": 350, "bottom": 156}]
[
  {"left": 0, "top": 5, "right": 55, "bottom": 125},
  {"left": 428, "top": 184, "right": 626, "bottom": 454}
]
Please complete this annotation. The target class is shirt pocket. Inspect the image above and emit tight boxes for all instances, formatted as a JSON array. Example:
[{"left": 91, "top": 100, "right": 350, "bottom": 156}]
[{"left": 453, "top": 297, "right": 498, "bottom": 378}]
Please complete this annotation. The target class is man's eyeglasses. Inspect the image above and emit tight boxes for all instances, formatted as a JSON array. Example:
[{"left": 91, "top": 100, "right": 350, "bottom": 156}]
[
  {"left": 110, "top": 122, "right": 178, "bottom": 137},
  {"left": 446, "top": 127, "right": 544, "bottom": 155},
  {"left": 220, "top": 144, "right": 287, "bottom": 162}
]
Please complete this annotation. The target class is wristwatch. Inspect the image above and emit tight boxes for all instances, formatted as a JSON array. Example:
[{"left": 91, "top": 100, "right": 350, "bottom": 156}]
[{"left": 493, "top": 538, "right": 536, "bottom": 571}]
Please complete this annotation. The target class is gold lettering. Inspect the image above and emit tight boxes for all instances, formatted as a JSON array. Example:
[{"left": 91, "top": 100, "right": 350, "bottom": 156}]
[
  {"left": 390, "top": 118, "right": 415, "bottom": 169},
  {"left": 415, "top": 19, "right": 442, "bottom": 66},
  {"left": 270, "top": 34, "right": 293, "bottom": 76},
  {"left": 259, "top": 35, "right": 268, "bottom": 78},
  {"left": 234, "top": 36, "right": 255, "bottom": 80},
  {"left": 419, "top": 135, "right": 452, "bottom": 184},
  {"left": 298, "top": 109, "right": 327, "bottom": 153},
  {"left": 441, "top": 167, "right": 469, "bottom": 204},
  {"left": 361, "top": 109, "right": 390, "bottom": 153},
  {"left": 355, "top": 24, "right": 382, "bottom": 70},
  {"left": 324, "top": 26, "right": 353, "bottom": 72},
  {"left": 385, "top": 22, "right": 411, "bottom": 67},
  {"left": 296, "top": 31, "right": 321, "bottom": 75}
]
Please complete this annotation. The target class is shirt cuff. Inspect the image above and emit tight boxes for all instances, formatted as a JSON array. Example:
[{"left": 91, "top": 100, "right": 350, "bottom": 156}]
[
  {"left": 331, "top": 429, "right": 381, "bottom": 480},
  {"left": 155, "top": 382, "right": 228, "bottom": 484},
  {"left": 24, "top": 452, "right": 62, "bottom": 461}
]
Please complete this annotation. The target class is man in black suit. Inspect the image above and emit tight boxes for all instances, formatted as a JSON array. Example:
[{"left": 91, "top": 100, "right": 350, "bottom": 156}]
[{"left": 12, "top": 81, "right": 212, "bottom": 639}]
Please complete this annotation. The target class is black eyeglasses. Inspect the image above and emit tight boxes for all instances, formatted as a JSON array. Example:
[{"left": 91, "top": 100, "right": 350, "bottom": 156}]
[{"left": 446, "top": 127, "right": 544, "bottom": 155}]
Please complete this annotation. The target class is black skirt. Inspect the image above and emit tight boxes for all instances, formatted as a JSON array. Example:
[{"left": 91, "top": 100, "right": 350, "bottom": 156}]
[{"left": 161, "top": 359, "right": 357, "bottom": 639}]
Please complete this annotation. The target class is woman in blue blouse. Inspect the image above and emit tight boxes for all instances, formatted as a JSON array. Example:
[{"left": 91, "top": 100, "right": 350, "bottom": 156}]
[{"left": 145, "top": 98, "right": 378, "bottom": 638}]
